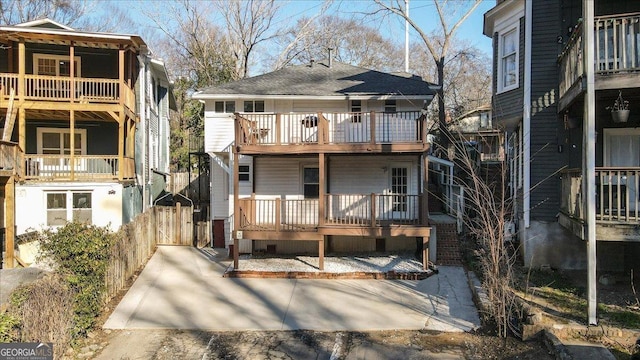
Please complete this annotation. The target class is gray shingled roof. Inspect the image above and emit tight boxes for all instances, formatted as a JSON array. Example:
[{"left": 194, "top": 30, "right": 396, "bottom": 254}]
[{"left": 193, "top": 61, "right": 437, "bottom": 98}]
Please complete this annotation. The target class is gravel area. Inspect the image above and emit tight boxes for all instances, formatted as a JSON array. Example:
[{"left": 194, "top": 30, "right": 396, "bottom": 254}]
[{"left": 233, "top": 253, "right": 426, "bottom": 273}]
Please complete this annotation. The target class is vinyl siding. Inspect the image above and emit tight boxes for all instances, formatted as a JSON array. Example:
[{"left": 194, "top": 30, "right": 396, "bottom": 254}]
[
  {"left": 529, "top": 0, "right": 561, "bottom": 221},
  {"left": 204, "top": 111, "right": 235, "bottom": 153},
  {"left": 211, "top": 160, "right": 229, "bottom": 219},
  {"left": 492, "top": 17, "right": 525, "bottom": 126}
]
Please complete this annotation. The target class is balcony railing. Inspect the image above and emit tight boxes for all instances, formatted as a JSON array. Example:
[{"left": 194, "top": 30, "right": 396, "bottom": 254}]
[
  {"left": 0, "top": 73, "right": 134, "bottom": 109},
  {"left": 24, "top": 155, "right": 135, "bottom": 181},
  {"left": 237, "top": 194, "right": 424, "bottom": 232},
  {"left": 560, "top": 167, "right": 640, "bottom": 223},
  {"left": 0, "top": 141, "right": 22, "bottom": 176},
  {"left": 559, "top": 13, "right": 640, "bottom": 98},
  {"left": 236, "top": 111, "right": 426, "bottom": 147}
]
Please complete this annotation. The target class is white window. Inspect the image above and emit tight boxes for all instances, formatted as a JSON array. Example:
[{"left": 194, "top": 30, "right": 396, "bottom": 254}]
[
  {"left": 215, "top": 101, "right": 236, "bottom": 113},
  {"left": 239, "top": 165, "right": 251, "bottom": 182},
  {"left": 391, "top": 167, "right": 408, "bottom": 212},
  {"left": 37, "top": 128, "right": 87, "bottom": 155},
  {"left": 384, "top": 100, "right": 397, "bottom": 113},
  {"left": 498, "top": 26, "right": 518, "bottom": 93},
  {"left": 46, "top": 191, "right": 92, "bottom": 226},
  {"left": 350, "top": 100, "right": 362, "bottom": 123},
  {"left": 33, "top": 54, "right": 81, "bottom": 77},
  {"left": 303, "top": 167, "right": 319, "bottom": 199},
  {"left": 243, "top": 100, "right": 264, "bottom": 113}
]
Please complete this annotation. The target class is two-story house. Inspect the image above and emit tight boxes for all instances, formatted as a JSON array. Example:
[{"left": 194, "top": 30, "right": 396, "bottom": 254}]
[
  {"left": 194, "top": 59, "right": 437, "bottom": 270},
  {"left": 0, "top": 19, "right": 174, "bottom": 267},
  {"left": 484, "top": 0, "right": 640, "bottom": 278}
]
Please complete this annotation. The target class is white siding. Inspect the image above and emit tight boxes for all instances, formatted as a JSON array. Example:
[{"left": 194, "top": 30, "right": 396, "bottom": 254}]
[
  {"left": 292, "top": 100, "right": 345, "bottom": 112},
  {"left": 211, "top": 159, "right": 230, "bottom": 219},
  {"left": 15, "top": 183, "right": 123, "bottom": 234},
  {"left": 330, "top": 155, "right": 418, "bottom": 194},
  {"left": 254, "top": 157, "right": 316, "bottom": 198},
  {"left": 204, "top": 112, "right": 235, "bottom": 153}
]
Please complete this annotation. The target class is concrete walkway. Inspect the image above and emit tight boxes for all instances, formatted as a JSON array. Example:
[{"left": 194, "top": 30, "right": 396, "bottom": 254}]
[{"left": 103, "top": 246, "right": 480, "bottom": 332}]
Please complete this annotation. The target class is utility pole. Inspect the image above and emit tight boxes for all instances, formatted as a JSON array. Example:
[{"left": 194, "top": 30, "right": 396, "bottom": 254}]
[{"left": 404, "top": 0, "right": 409, "bottom": 73}]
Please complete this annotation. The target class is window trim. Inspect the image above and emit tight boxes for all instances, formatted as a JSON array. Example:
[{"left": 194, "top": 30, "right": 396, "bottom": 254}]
[
  {"left": 238, "top": 164, "right": 251, "bottom": 182},
  {"left": 243, "top": 100, "right": 265, "bottom": 113},
  {"left": 36, "top": 127, "right": 87, "bottom": 155},
  {"left": 384, "top": 99, "right": 397, "bottom": 113},
  {"left": 496, "top": 23, "right": 519, "bottom": 94},
  {"left": 214, "top": 100, "right": 236, "bottom": 113},
  {"left": 302, "top": 166, "right": 320, "bottom": 199},
  {"left": 46, "top": 190, "right": 93, "bottom": 226},
  {"left": 33, "top": 53, "right": 81, "bottom": 77}
]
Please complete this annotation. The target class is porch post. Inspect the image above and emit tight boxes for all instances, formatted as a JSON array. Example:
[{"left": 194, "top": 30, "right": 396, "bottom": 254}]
[
  {"left": 233, "top": 149, "right": 240, "bottom": 270},
  {"left": 583, "top": 0, "right": 597, "bottom": 325},
  {"left": 18, "top": 41, "right": 25, "bottom": 169},
  {"left": 319, "top": 152, "right": 326, "bottom": 271},
  {"left": 422, "top": 236, "right": 429, "bottom": 271},
  {"left": 118, "top": 47, "right": 125, "bottom": 182},
  {"left": 319, "top": 237, "right": 325, "bottom": 271},
  {"left": 4, "top": 177, "right": 15, "bottom": 268},
  {"left": 69, "top": 43, "right": 76, "bottom": 180}
]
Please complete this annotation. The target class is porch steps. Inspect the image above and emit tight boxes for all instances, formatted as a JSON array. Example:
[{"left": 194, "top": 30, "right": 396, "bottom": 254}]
[{"left": 430, "top": 218, "right": 462, "bottom": 266}]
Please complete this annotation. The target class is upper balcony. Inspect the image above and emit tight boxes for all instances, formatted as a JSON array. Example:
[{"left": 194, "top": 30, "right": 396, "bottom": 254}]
[
  {"left": 559, "top": 13, "right": 640, "bottom": 110},
  {"left": 23, "top": 154, "right": 135, "bottom": 182},
  {"left": 0, "top": 73, "right": 136, "bottom": 114},
  {"left": 234, "top": 111, "right": 429, "bottom": 155}
]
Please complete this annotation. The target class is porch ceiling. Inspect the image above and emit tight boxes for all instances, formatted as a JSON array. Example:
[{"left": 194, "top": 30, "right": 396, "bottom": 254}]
[{"left": 0, "top": 109, "right": 117, "bottom": 122}]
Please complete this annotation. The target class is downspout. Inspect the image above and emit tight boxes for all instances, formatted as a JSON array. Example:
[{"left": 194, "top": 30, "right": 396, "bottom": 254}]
[
  {"left": 523, "top": 0, "right": 532, "bottom": 228},
  {"left": 583, "top": 0, "right": 597, "bottom": 326},
  {"left": 137, "top": 53, "right": 148, "bottom": 211}
]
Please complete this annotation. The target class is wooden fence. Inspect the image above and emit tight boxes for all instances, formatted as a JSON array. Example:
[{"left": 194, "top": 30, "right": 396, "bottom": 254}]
[{"left": 104, "top": 205, "right": 195, "bottom": 301}]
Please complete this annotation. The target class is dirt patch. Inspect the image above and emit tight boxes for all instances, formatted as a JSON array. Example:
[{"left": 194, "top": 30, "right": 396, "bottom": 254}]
[{"left": 87, "top": 329, "right": 554, "bottom": 360}]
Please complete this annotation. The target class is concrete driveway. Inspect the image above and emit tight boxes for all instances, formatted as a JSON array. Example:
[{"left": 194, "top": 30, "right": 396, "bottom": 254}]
[{"left": 103, "top": 246, "right": 480, "bottom": 332}]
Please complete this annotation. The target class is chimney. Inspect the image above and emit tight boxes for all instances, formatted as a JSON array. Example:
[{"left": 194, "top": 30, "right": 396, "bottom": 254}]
[
  {"left": 310, "top": 59, "right": 315, "bottom": 68},
  {"left": 328, "top": 48, "right": 333, "bottom": 68}
]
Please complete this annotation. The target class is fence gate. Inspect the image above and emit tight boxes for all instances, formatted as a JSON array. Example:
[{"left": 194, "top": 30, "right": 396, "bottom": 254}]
[{"left": 155, "top": 205, "right": 193, "bottom": 246}]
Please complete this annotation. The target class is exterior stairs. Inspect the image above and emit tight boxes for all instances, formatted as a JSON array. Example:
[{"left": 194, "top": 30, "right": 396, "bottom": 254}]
[{"left": 429, "top": 215, "right": 462, "bottom": 266}]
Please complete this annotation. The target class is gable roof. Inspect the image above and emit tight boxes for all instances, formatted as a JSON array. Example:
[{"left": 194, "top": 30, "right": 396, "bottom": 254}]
[
  {"left": 0, "top": 18, "right": 146, "bottom": 50},
  {"left": 14, "top": 18, "right": 74, "bottom": 31},
  {"left": 192, "top": 61, "right": 438, "bottom": 101}
]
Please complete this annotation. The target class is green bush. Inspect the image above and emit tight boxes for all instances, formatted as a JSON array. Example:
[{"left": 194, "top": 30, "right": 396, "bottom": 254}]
[
  {"left": 0, "top": 311, "right": 20, "bottom": 342},
  {"left": 39, "top": 222, "right": 115, "bottom": 338}
]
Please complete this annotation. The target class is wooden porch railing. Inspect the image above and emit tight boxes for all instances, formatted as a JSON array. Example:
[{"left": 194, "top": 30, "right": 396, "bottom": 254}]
[
  {"left": 558, "top": 21, "right": 584, "bottom": 99},
  {"left": 0, "top": 73, "right": 134, "bottom": 108},
  {"left": 560, "top": 167, "right": 640, "bottom": 222},
  {"left": 237, "top": 194, "right": 424, "bottom": 231},
  {"left": 559, "top": 13, "right": 640, "bottom": 98},
  {"left": 0, "top": 141, "right": 22, "bottom": 176},
  {"left": 24, "top": 154, "right": 135, "bottom": 181},
  {"left": 235, "top": 111, "right": 425, "bottom": 146}
]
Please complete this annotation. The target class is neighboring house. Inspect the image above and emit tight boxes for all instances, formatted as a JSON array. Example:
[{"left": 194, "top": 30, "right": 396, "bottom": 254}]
[
  {"left": 194, "top": 58, "right": 437, "bottom": 269},
  {"left": 449, "top": 104, "right": 504, "bottom": 166},
  {"left": 0, "top": 19, "right": 174, "bottom": 247},
  {"left": 483, "top": 0, "right": 640, "bottom": 274}
]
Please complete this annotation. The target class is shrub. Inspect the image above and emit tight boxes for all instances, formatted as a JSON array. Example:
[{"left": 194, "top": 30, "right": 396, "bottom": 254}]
[
  {"left": 9, "top": 275, "right": 75, "bottom": 359},
  {"left": 0, "top": 311, "right": 20, "bottom": 342},
  {"left": 39, "top": 222, "right": 115, "bottom": 338}
]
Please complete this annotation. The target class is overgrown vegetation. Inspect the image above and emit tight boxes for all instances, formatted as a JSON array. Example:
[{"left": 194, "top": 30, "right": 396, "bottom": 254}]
[
  {"left": 8, "top": 275, "right": 75, "bottom": 358},
  {"left": 38, "top": 222, "right": 115, "bottom": 338},
  {"left": 444, "top": 130, "right": 519, "bottom": 338},
  {"left": 0, "top": 311, "right": 20, "bottom": 342}
]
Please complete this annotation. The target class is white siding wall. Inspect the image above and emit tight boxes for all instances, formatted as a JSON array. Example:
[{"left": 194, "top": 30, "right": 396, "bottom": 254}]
[
  {"left": 204, "top": 112, "right": 235, "bottom": 153},
  {"left": 15, "top": 183, "right": 123, "bottom": 234},
  {"left": 211, "top": 159, "right": 229, "bottom": 219}
]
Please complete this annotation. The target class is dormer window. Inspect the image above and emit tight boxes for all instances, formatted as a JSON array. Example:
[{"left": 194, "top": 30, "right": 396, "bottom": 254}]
[{"left": 33, "top": 54, "right": 80, "bottom": 77}]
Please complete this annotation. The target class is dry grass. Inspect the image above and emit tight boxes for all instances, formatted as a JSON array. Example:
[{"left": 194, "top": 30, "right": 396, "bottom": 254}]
[{"left": 11, "top": 274, "right": 75, "bottom": 359}]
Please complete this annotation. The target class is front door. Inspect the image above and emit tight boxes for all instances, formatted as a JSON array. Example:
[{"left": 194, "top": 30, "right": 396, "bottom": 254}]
[{"left": 604, "top": 128, "right": 640, "bottom": 212}]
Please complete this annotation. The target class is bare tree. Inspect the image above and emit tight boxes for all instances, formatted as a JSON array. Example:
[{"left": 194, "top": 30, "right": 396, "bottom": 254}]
[
  {"left": 215, "top": 0, "right": 283, "bottom": 79},
  {"left": 273, "top": 14, "right": 403, "bottom": 71},
  {"left": 411, "top": 39, "right": 491, "bottom": 119},
  {"left": 373, "top": 0, "right": 482, "bottom": 153},
  {"left": 0, "top": 0, "right": 127, "bottom": 31}
]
